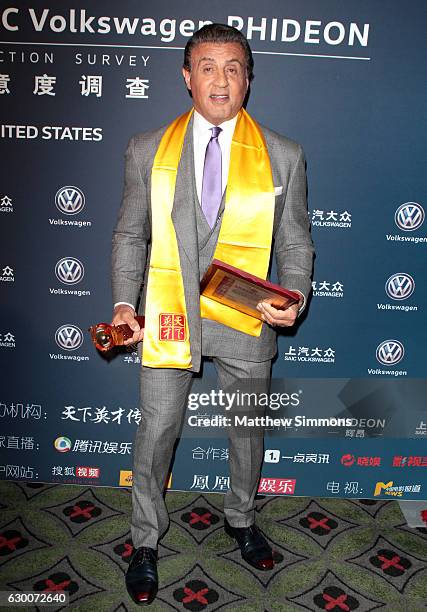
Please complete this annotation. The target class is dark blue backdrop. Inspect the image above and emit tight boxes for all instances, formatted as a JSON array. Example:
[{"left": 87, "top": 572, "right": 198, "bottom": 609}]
[{"left": 0, "top": 0, "right": 426, "bottom": 501}]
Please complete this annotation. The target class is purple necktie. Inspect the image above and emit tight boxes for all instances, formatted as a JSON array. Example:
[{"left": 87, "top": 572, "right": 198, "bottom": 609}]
[{"left": 201, "top": 126, "right": 222, "bottom": 228}]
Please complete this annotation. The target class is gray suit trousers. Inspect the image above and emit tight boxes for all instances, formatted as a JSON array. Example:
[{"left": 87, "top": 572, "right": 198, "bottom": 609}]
[{"left": 131, "top": 357, "right": 271, "bottom": 548}]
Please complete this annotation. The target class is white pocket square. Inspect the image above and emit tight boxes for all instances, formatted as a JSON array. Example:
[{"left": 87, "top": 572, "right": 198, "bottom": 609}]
[{"left": 274, "top": 185, "right": 284, "bottom": 196}]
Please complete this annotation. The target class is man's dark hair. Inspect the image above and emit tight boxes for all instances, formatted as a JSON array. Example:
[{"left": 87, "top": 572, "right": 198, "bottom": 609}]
[{"left": 183, "top": 23, "right": 254, "bottom": 82}]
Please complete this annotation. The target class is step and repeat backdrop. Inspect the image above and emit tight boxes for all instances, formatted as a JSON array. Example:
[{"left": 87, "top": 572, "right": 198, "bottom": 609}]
[{"left": 1, "top": 0, "right": 426, "bottom": 501}]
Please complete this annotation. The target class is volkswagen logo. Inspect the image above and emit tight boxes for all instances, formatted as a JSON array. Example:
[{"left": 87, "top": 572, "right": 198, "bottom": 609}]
[
  {"left": 376, "top": 340, "right": 405, "bottom": 366},
  {"left": 55, "top": 325, "right": 83, "bottom": 351},
  {"left": 55, "top": 186, "right": 85, "bottom": 215},
  {"left": 395, "top": 202, "right": 425, "bottom": 231},
  {"left": 55, "top": 257, "right": 84, "bottom": 285},
  {"left": 385, "top": 273, "right": 415, "bottom": 301}
]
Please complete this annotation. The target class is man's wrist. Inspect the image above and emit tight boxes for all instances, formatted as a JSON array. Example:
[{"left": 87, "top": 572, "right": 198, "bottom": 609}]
[
  {"left": 114, "top": 302, "right": 135, "bottom": 312},
  {"left": 290, "top": 290, "right": 306, "bottom": 314}
]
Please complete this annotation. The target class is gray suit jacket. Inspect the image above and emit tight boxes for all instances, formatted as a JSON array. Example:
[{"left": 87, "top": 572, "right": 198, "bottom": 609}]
[{"left": 112, "top": 114, "right": 314, "bottom": 372}]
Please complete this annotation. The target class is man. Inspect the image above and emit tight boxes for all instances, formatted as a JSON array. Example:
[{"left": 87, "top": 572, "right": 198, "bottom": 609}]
[{"left": 111, "top": 23, "right": 314, "bottom": 606}]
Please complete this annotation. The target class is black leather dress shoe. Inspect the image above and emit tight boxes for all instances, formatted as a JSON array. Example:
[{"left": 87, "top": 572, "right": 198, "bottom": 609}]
[
  {"left": 224, "top": 518, "right": 274, "bottom": 571},
  {"left": 125, "top": 546, "right": 158, "bottom": 605}
]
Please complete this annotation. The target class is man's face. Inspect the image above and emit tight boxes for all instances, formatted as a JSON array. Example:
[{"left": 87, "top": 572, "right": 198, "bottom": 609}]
[{"left": 182, "top": 42, "right": 249, "bottom": 125}]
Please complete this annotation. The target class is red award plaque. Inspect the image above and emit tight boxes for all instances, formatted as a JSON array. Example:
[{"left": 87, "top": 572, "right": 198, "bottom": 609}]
[
  {"left": 88, "top": 316, "right": 145, "bottom": 352},
  {"left": 201, "top": 259, "right": 300, "bottom": 320}
]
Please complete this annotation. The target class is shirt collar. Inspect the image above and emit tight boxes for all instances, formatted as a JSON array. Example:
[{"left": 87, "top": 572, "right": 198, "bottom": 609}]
[{"left": 193, "top": 109, "right": 238, "bottom": 139}]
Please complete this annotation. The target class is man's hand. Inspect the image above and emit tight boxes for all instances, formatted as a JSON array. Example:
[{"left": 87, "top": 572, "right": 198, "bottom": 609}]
[
  {"left": 256, "top": 297, "right": 303, "bottom": 327},
  {"left": 112, "top": 305, "right": 144, "bottom": 345}
]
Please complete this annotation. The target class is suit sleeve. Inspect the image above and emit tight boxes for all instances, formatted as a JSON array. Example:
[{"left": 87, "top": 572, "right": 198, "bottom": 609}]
[
  {"left": 111, "top": 136, "right": 151, "bottom": 308},
  {"left": 275, "top": 144, "right": 314, "bottom": 310}
]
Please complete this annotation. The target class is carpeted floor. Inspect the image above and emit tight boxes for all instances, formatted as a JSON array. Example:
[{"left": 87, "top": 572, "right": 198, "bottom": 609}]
[{"left": 0, "top": 481, "right": 426, "bottom": 611}]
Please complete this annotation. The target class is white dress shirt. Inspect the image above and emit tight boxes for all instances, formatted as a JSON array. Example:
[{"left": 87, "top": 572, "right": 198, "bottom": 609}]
[{"left": 192, "top": 110, "right": 237, "bottom": 204}]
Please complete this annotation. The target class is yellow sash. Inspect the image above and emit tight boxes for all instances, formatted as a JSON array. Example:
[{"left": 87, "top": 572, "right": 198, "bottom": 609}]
[{"left": 142, "top": 108, "right": 275, "bottom": 368}]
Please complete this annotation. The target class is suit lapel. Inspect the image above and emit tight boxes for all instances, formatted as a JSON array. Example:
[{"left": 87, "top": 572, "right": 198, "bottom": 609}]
[{"left": 171, "top": 117, "right": 199, "bottom": 268}]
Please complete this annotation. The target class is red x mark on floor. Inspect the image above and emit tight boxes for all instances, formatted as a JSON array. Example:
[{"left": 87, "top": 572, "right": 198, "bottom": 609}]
[
  {"left": 323, "top": 592, "right": 350, "bottom": 611},
  {"left": 377, "top": 554, "right": 404, "bottom": 571},
  {"left": 189, "top": 511, "right": 211, "bottom": 525},
  {"left": 69, "top": 504, "right": 95, "bottom": 519},
  {"left": 0, "top": 535, "right": 22, "bottom": 551},
  {"left": 308, "top": 516, "right": 331, "bottom": 531},
  {"left": 122, "top": 543, "right": 133, "bottom": 558},
  {"left": 182, "top": 586, "right": 209, "bottom": 604},
  {"left": 43, "top": 578, "right": 71, "bottom": 592}
]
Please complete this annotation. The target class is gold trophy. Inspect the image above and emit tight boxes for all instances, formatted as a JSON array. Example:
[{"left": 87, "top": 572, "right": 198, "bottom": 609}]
[{"left": 88, "top": 316, "right": 145, "bottom": 352}]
